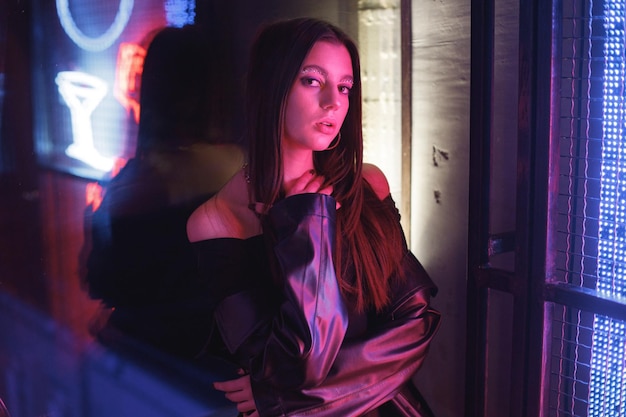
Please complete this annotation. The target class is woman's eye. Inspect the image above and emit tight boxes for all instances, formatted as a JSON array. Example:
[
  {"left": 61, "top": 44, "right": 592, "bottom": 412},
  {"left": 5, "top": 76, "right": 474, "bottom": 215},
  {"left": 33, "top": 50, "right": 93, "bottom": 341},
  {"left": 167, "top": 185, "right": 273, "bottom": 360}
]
[
  {"left": 301, "top": 77, "right": 321, "bottom": 87},
  {"left": 339, "top": 85, "right": 352, "bottom": 95}
]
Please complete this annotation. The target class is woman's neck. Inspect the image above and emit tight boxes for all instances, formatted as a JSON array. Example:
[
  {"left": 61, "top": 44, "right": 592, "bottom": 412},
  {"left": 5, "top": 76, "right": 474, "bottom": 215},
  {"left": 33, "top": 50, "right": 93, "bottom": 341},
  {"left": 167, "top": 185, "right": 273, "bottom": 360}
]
[{"left": 282, "top": 150, "right": 314, "bottom": 189}]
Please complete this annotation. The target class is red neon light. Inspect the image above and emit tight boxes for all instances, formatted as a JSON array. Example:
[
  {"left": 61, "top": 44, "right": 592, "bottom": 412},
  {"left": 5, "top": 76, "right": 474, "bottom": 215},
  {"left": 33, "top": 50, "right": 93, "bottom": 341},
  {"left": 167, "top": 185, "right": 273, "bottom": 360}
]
[
  {"left": 85, "top": 182, "right": 103, "bottom": 211},
  {"left": 114, "top": 43, "right": 146, "bottom": 124},
  {"left": 85, "top": 157, "right": 128, "bottom": 211}
]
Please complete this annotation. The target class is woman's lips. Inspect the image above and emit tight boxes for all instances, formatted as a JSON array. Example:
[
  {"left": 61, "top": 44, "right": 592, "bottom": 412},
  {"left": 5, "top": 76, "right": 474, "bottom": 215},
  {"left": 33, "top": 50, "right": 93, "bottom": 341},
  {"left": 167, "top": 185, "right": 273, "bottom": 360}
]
[{"left": 316, "top": 121, "right": 335, "bottom": 135}]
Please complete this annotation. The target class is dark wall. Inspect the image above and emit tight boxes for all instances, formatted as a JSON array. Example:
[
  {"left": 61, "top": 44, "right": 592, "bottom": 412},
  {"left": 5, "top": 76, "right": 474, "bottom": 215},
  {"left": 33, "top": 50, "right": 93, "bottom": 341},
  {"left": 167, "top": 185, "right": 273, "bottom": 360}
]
[{"left": 0, "top": 1, "right": 48, "bottom": 309}]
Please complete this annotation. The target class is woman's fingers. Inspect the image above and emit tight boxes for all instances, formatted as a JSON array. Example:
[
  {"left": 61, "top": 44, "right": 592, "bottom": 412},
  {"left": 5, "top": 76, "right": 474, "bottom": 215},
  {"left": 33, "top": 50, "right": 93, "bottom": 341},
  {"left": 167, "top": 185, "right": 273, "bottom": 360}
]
[
  {"left": 222, "top": 388, "right": 248, "bottom": 403},
  {"left": 287, "top": 170, "right": 333, "bottom": 196},
  {"left": 235, "top": 399, "right": 257, "bottom": 414},
  {"left": 213, "top": 375, "right": 257, "bottom": 415},
  {"left": 284, "top": 170, "right": 341, "bottom": 208},
  {"left": 213, "top": 378, "right": 239, "bottom": 393},
  {"left": 317, "top": 184, "right": 333, "bottom": 196},
  {"left": 287, "top": 170, "right": 319, "bottom": 195}
]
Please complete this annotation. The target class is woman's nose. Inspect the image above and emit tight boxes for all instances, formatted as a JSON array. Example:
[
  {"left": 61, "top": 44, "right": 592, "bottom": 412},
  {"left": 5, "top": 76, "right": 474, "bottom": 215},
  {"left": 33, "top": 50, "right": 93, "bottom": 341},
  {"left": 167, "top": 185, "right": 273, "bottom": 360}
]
[{"left": 320, "top": 87, "right": 341, "bottom": 110}]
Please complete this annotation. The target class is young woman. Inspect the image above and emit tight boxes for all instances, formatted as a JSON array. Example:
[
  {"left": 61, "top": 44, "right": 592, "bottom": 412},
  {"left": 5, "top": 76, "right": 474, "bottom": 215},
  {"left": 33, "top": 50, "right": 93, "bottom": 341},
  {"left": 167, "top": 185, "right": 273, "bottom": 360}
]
[{"left": 187, "top": 17, "right": 441, "bottom": 417}]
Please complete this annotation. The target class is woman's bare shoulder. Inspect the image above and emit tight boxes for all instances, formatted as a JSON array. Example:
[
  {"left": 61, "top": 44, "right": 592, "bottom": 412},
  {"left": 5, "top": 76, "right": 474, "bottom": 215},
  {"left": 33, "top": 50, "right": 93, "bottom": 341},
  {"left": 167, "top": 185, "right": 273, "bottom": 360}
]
[
  {"left": 362, "top": 163, "right": 390, "bottom": 200},
  {"left": 186, "top": 170, "right": 261, "bottom": 242},
  {"left": 186, "top": 195, "right": 227, "bottom": 242}
]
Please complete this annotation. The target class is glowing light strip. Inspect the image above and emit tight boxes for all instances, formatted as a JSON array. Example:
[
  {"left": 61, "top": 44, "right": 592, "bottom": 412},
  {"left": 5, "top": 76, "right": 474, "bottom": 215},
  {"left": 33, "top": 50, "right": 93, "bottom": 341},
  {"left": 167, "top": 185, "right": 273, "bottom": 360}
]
[
  {"left": 589, "top": 1, "right": 626, "bottom": 415},
  {"left": 113, "top": 43, "right": 146, "bottom": 124},
  {"left": 55, "top": 71, "right": 114, "bottom": 172},
  {"left": 56, "top": 0, "right": 134, "bottom": 52}
]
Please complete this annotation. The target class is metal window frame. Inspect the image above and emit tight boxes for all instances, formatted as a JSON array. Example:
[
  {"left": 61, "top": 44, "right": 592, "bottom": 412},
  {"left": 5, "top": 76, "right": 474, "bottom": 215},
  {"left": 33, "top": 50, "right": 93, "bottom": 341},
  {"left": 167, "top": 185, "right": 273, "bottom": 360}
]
[{"left": 466, "top": 0, "right": 557, "bottom": 416}]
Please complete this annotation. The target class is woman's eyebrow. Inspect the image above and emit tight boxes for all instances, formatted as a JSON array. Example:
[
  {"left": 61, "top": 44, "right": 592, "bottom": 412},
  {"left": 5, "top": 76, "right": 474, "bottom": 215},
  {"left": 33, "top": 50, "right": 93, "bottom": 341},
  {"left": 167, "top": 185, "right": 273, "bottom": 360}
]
[
  {"left": 301, "top": 65, "right": 327, "bottom": 77},
  {"left": 302, "top": 65, "right": 354, "bottom": 84},
  {"left": 341, "top": 76, "right": 354, "bottom": 85}
]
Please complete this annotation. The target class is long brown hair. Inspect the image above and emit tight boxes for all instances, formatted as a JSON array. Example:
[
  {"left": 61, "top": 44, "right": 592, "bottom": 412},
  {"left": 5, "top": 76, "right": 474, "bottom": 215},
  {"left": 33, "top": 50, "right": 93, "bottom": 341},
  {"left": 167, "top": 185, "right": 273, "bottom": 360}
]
[{"left": 245, "top": 18, "right": 405, "bottom": 312}]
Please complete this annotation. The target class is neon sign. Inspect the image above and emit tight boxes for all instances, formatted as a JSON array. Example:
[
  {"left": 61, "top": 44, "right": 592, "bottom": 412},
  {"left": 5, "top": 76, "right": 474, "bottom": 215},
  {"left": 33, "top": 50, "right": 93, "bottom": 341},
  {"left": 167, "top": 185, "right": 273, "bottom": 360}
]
[
  {"left": 49, "top": 0, "right": 198, "bottom": 177},
  {"left": 55, "top": 71, "right": 114, "bottom": 172},
  {"left": 56, "top": 0, "right": 134, "bottom": 52},
  {"left": 114, "top": 43, "right": 146, "bottom": 124}
]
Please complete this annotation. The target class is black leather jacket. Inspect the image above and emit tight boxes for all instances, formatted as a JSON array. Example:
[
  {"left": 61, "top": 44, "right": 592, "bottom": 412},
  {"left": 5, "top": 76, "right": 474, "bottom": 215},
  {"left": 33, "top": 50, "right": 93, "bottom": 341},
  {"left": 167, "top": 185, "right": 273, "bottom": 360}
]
[{"left": 209, "top": 193, "right": 440, "bottom": 416}]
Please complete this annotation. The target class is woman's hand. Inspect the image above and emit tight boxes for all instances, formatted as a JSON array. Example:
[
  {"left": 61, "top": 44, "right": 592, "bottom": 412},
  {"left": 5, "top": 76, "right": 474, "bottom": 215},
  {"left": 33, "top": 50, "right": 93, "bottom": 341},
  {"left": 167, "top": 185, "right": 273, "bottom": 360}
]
[
  {"left": 285, "top": 169, "right": 332, "bottom": 197},
  {"left": 285, "top": 170, "right": 340, "bottom": 208},
  {"left": 213, "top": 372, "right": 259, "bottom": 417}
]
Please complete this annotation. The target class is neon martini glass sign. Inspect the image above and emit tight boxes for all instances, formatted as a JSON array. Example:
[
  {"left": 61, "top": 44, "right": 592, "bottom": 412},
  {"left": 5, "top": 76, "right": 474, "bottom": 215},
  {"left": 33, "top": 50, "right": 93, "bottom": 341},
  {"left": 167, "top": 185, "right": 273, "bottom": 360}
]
[
  {"left": 54, "top": 0, "right": 196, "bottom": 173},
  {"left": 54, "top": 0, "right": 135, "bottom": 172},
  {"left": 55, "top": 71, "right": 114, "bottom": 172},
  {"left": 56, "top": 0, "right": 134, "bottom": 52}
]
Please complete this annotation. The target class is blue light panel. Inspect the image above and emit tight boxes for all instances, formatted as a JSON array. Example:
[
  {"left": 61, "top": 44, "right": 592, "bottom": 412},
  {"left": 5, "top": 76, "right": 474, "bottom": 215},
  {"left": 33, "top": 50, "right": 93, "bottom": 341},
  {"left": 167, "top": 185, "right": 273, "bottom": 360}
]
[
  {"left": 164, "top": 0, "right": 196, "bottom": 27},
  {"left": 590, "top": 0, "right": 626, "bottom": 415}
]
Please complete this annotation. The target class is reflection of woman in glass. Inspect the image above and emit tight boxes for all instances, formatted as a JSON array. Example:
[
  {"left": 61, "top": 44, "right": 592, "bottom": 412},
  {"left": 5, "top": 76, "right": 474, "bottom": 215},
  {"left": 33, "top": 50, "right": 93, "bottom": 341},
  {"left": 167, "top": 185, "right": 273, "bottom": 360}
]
[
  {"left": 83, "top": 25, "right": 244, "bottom": 360},
  {"left": 187, "top": 18, "right": 441, "bottom": 416}
]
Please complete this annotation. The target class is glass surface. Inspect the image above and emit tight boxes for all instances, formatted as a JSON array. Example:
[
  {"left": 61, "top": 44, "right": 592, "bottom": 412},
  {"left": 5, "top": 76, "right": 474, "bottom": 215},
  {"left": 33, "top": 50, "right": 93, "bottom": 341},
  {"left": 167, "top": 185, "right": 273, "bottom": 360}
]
[{"left": 0, "top": 1, "right": 415, "bottom": 416}]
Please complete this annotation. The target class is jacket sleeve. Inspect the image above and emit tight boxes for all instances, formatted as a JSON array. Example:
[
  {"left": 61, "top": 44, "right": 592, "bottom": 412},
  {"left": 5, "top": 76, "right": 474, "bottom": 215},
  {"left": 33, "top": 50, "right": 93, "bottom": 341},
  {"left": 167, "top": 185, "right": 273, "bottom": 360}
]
[
  {"left": 253, "top": 250, "right": 441, "bottom": 417},
  {"left": 213, "top": 193, "right": 349, "bottom": 392}
]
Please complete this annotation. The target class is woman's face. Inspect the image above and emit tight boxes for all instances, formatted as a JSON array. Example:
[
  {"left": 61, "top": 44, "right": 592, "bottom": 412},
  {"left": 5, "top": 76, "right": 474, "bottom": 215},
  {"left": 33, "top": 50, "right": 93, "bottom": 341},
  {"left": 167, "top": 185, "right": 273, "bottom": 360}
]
[{"left": 282, "top": 40, "right": 354, "bottom": 154}]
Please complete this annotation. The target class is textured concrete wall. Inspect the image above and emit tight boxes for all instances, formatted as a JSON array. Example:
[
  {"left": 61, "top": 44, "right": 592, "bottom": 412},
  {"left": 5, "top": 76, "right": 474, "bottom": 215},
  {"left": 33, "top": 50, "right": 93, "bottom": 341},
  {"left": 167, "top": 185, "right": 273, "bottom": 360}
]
[
  {"left": 410, "top": 1, "right": 520, "bottom": 416},
  {"left": 410, "top": 1, "right": 471, "bottom": 416}
]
